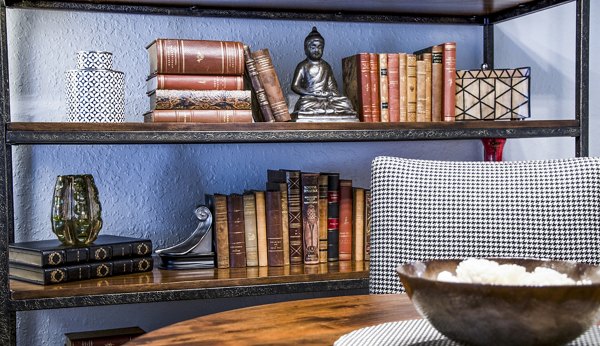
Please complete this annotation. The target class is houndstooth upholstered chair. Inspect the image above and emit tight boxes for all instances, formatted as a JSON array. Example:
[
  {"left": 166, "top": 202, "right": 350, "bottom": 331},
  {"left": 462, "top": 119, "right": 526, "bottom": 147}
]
[{"left": 369, "top": 156, "right": 600, "bottom": 294}]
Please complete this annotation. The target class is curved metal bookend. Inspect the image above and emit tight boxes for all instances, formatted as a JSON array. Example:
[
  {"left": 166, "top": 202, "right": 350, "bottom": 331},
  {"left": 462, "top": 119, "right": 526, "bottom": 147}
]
[{"left": 155, "top": 205, "right": 215, "bottom": 270}]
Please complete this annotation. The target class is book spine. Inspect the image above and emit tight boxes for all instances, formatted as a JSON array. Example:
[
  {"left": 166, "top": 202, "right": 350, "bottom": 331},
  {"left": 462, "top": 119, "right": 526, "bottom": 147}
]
[
  {"left": 281, "top": 171, "right": 303, "bottom": 264},
  {"left": 352, "top": 187, "right": 365, "bottom": 262},
  {"left": 242, "top": 193, "right": 259, "bottom": 267},
  {"left": 144, "top": 109, "right": 254, "bottom": 123},
  {"left": 147, "top": 74, "right": 245, "bottom": 93},
  {"left": 430, "top": 45, "right": 444, "bottom": 122},
  {"left": 301, "top": 173, "right": 320, "bottom": 264},
  {"left": 150, "top": 89, "right": 252, "bottom": 111},
  {"left": 416, "top": 60, "right": 427, "bottom": 122},
  {"left": 398, "top": 53, "right": 408, "bottom": 122},
  {"left": 253, "top": 191, "right": 269, "bottom": 267},
  {"left": 317, "top": 174, "right": 328, "bottom": 263},
  {"left": 265, "top": 190, "right": 284, "bottom": 266},
  {"left": 38, "top": 248, "right": 87, "bottom": 267},
  {"left": 278, "top": 184, "right": 290, "bottom": 266},
  {"left": 326, "top": 173, "right": 340, "bottom": 262},
  {"left": 208, "top": 194, "right": 229, "bottom": 269},
  {"left": 341, "top": 53, "right": 371, "bottom": 122},
  {"left": 443, "top": 42, "right": 457, "bottom": 122},
  {"left": 422, "top": 52, "right": 432, "bottom": 122},
  {"left": 338, "top": 179, "right": 353, "bottom": 261},
  {"left": 378, "top": 53, "right": 389, "bottom": 122},
  {"left": 226, "top": 194, "right": 247, "bottom": 268},
  {"left": 368, "top": 53, "right": 380, "bottom": 122},
  {"left": 243, "top": 45, "right": 275, "bottom": 122},
  {"left": 251, "top": 48, "right": 291, "bottom": 122},
  {"left": 148, "top": 39, "right": 245, "bottom": 75},
  {"left": 364, "top": 189, "right": 372, "bottom": 261},
  {"left": 387, "top": 53, "right": 400, "bottom": 122},
  {"left": 406, "top": 54, "right": 417, "bottom": 122}
]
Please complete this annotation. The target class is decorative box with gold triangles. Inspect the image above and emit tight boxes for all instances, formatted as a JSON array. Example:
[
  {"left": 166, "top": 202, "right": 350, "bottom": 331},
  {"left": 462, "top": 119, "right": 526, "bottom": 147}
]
[{"left": 455, "top": 67, "right": 530, "bottom": 120}]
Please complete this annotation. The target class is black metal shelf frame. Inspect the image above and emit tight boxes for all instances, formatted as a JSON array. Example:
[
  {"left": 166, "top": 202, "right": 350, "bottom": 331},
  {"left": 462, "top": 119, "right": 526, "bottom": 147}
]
[{"left": 0, "top": 1, "right": 590, "bottom": 344}]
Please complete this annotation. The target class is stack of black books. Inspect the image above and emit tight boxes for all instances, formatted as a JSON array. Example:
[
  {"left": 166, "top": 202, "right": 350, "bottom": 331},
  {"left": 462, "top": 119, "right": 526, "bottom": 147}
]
[{"left": 9, "top": 235, "right": 153, "bottom": 285}]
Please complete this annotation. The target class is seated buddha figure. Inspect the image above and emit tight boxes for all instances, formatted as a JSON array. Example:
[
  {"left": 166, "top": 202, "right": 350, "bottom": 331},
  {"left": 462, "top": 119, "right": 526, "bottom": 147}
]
[{"left": 291, "top": 27, "right": 357, "bottom": 120}]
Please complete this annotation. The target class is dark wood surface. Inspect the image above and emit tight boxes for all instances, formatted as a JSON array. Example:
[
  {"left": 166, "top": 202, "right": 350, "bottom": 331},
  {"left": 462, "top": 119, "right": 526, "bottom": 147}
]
[
  {"left": 127, "top": 294, "right": 419, "bottom": 345},
  {"left": 10, "top": 260, "right": 368, "bottom": 301}
]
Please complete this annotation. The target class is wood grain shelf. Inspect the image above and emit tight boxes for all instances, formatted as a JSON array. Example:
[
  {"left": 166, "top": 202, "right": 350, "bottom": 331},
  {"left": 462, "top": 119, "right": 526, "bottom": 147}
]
[
  {"left": 6, "top": 120, "right": 580, "bottom": 144},
  {"left": 9, "top": 261, "right": 369, "bottom": 310}
]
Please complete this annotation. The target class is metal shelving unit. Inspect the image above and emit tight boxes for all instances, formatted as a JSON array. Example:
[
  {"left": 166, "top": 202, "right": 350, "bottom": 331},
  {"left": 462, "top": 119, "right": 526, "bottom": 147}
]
[{"left": 0, "top": 1, "right": 589, "bottom": 344}]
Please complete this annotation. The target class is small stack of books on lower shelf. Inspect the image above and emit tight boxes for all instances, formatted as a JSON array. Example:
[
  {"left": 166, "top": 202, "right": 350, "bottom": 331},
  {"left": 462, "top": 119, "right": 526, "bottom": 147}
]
[
  {"left": 144, "top": 38, "right": 254, "bottom": 124},
  {"left": 8, "top": 235, "right": 153, "bottom": 285}
]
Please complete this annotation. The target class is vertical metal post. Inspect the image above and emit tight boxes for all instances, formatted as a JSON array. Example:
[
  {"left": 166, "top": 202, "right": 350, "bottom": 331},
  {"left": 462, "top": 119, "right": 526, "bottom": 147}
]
[
  {"left": 575, "top": 0, "right": 589, "bottom": 157},
  {"left": 483, "top": 17, "right": 494, "bottom": 69},
  {"left": 0, "top": 1, "right": 15, "bottom": 344}
]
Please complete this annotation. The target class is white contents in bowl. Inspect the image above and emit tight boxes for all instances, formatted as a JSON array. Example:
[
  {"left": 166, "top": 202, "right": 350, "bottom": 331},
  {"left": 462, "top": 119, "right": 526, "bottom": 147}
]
[{"left": 436, "top": 258, "right": 590, "bottom": 286}]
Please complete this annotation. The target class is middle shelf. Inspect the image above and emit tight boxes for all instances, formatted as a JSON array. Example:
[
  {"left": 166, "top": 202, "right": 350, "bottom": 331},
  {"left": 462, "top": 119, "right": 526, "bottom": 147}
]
[{"left": 6, "top": 120, "right": 579, "bottom": 144}]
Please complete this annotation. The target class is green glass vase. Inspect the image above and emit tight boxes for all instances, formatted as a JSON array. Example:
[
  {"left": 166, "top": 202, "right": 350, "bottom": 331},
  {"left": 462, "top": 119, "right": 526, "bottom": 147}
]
[{"left": 51, "top": 174, "right": 103, "bottom": 245}]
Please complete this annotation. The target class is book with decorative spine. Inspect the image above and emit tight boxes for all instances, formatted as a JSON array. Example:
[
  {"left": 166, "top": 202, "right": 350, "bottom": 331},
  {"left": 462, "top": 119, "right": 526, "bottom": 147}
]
[
  {"left": 206, "top": 194, "right": 229, "bottom": 269},
  {"left": 442, "top": 42, "right": 457, "bottom": 122},
  {"left": 251, "top": 48, "right": 291, "bottom": 122},
  {"left": 252, "top": 190, "right": 269, "bottom": 267},
  {"left": 143, "top": 109, "right": 253, "bottom": 123},
  {"left": 265, "top": 190, "right": 284, "bottom": 266},
  {"left": 266, "top": 181, "right": 290, "bottom": 266},
  {"left": 242, "top": 192, "right": 259, "bottom": 267},
  {"left": 341, "top": 53, "right": 371, "bottom": 122},
  {"left": 226, "top": 194, "right": 247, "bottom": 268},
  {"left": 352, "top": 187, "right": 365, "bottom": 262},
  {"left": 414, "top": 44, "right": 443, "bottom": 122},
  {"left": 9, "top": 235, "right": 152, "bottom": 268},
  {"left": 378, "top": 53, "right": 389, "bottom": 122},
  {"left": 416, "top": 59, "right": 427, "bottom": 122},
  {"left": 149, "top": 89, "right": 252, "bottom": 111},
  {"left": 301, "top": 172, "right": 320, "bottom": 264},
  {"left": 398, "top": 53, "right": 408, "bottom": 122},
  {"left": 146, "top": 74, "right": 245, "bottom": 94},
  {"left": 243, "top": 44, "right": 275, "bottom": 122},
  {"left": 318, "top": 174, "right": 329, "bottom": 263},
  {"left": 364, "top": 189, "right": 372, "bottom": 261},
  {"left": 146, "top": 39, "right": 245, "bottom": 76},
  {"left": 387, "top": 53, "right": 400, "bottom": 122},
  {"left": 406, "top": 54, "right": 417, "bottom": 122},
  {"left": 338, "top": 179, "right": 353, "bottom": 261},
  {"left": 368, "top": 53, "right": 380, "bottom": 122},
  {"left": 325, "top": 172, "right": 340, "bottom": 262}
]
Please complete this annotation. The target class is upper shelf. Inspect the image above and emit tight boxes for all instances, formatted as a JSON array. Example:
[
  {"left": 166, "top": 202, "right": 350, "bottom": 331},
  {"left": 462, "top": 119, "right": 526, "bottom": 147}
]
[
  {"left": 6, "top": 120, "right": 579, "bottom": 145},
  {"left": 4, "top": 0, "right": 575, "bottom": 24}
]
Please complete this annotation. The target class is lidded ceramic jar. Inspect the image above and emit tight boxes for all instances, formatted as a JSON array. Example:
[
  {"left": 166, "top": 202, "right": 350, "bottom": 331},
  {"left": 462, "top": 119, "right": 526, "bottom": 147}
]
[{"left": 65, "top": 51, "right": 125, "bottom": 122}]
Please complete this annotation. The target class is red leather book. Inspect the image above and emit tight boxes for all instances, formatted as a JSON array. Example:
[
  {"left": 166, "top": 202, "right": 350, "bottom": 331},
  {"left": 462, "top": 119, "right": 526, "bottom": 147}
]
[
  {"left": 341, "top": 53, "right": 371, "bottom": 122},
  {"left": 338, "top": 179, "right": 353, "bottom": 261},
  {"left": 265, "top": 190, "right": 284, "bottom": 266},
  {"left": 301, "top": 172, "right": 320, "bottom": 264},
  {"left": 146, "top": 39, "right": 245, "bottom": 75},
  {"left": 146, "top": 74, "right": 244, "bottom": 94},
  {"left": 251, "top": 48, "right": 291, "bottom": 122},
  {"left": 149, "top": 89, "right": 252, "bottom": 111},
  {"left": 227, "top": 194, "right": 247, "bottom": 268},
  {"left": 387, "top": 53, "right": 400, "bottom": 122},
  {"left": 368, "top": 53, "right": 380, "bottom": 122},
  {"left": 443, "top": 42, "right": 457, "bottom": 122},
  {"left": 144, "top": 110, "right": 253, "bottom": 123}
]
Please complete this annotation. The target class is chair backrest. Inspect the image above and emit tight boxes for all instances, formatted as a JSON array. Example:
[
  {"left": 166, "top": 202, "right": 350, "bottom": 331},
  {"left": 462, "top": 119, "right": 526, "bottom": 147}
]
[{"left": 369, "top": 156, "right": 600, "bottom": 294}]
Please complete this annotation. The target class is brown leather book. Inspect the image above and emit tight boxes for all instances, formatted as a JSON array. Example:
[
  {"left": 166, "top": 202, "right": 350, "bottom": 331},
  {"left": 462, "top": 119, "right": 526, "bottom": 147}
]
[
  {"left": 387, "top": 53, "right": 400, "bottom": 122},
  {"left": 443, "top": 42, "right": 457, "bottom": 122},
  {"left": 146, "top": 74, "right": 244, "bottom": 94},
  {"left": 146, "top": 39, "right": 245, "bottom": 75},
  {"left": 265, "top": 190, "right": 284, "bottom": 266},
  {"left": 242, "top": 192, "right": 259, "bottom": 267},
  {"left": 266, "top": 181, "right": 290, "bottom": 266},
  {"left": 252, "top": 190, "right": 269, "bottom": 267},
  {"left": 338, "top": 179, "right": 353, "bottom": 261},
  {"left": 243, "top": 45, "right": 275, "bottom": 122},
  {"left": 206, "top": 194, "right": 229, "bottom": 269},
  {"left": 341, "top": 53, "right": 371, "bottom": 122},
  {"left": 422, "top": 53, "right": 433, "bottom": 121},
  {"left": 364, "top": 189, "right": 372, "bottom": 261},
  {"left": 267, "top": 169, "right": 303, "bottom": 264},
  {"left": 414, "top": 44, "right": 445, "bottom": 122},
  {"left": 368, "top": 53, "right": 380, "bottom": 122},
  {"left": 352, "top": 187, "right": 365, "bottom": 262},
  {"left": 416, "top": 60, "right": 427, "bottom": 122},
  {"left": 251, "top": 49, "right": 291, "bottom": 122},
  {"left": 406, "top": 54, "right": 417, "bottom": 122},
  {"left": 143, "top": 110, "right": 253, "bottom": 123},
  {"left": 318, "top": 174, "right": 329, "bottom": 263},
  {"left": 325, "top": 173, "right": 340, "bottom": 262},
  {"left": 226, "top": 194, "right": 246, "bottom": 268},
  {"left": 398, "top": 53, "right": 408, "bottom": 122},
  {"left": 378, "top": 53, "right": 389, "bottom": 122},
  {"left": 301, "top": 172, "right": 320, "bottom": 264},
  {"left": 149, "top": 89, "right": 252, "bottom": 111}
]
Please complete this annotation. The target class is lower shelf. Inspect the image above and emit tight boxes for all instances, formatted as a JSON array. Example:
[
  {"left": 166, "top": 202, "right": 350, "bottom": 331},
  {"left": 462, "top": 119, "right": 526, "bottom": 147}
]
[{"left": 10, "top": 261, "right": 369, "bottom": 311}]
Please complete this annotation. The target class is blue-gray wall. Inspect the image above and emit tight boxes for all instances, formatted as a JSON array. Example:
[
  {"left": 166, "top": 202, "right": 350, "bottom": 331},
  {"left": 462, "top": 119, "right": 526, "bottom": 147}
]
[{"left": 6, "top": 2, "right": 598, "bottom": 344}]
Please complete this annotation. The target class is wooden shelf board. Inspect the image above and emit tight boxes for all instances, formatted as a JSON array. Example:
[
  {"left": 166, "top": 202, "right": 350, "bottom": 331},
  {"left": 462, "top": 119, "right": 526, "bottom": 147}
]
[
  {"left": 10, "top": 261, "right": 369, "bottom": 303},
  {"left": 6, "top": 120, "right": 580, "bottom": 144}
]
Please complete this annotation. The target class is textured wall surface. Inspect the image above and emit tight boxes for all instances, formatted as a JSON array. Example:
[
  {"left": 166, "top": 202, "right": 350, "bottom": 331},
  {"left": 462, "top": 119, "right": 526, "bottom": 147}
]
[{"left": 5, "top": 2, "right": 598, "bottom": 345}]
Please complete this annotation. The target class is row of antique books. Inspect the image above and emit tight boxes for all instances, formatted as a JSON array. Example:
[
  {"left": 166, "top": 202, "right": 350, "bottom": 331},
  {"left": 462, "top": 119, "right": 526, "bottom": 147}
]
[
  {"left": 143, "top": 38, "right": 290, "bottom": 123},
  {"left": 342, "top": 42, "right": 456, "bottom": 123},
  {"left": 206, "top": 170, "right": 371, "bottom": 268},
  {"left": 8, "top": 235, "right": 153, "bottom": 285}
]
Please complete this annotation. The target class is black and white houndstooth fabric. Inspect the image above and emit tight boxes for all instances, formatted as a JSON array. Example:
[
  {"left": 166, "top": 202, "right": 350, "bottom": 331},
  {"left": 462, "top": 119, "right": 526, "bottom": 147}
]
[{"left": 369, "top": 156, "right": 600, "bottom": 294}]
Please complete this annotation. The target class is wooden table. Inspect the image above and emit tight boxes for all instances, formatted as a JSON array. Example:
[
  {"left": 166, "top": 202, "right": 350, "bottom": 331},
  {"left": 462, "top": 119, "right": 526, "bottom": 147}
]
[{"left": 128, "top": 294, "right": 419, "bottom": 345}]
